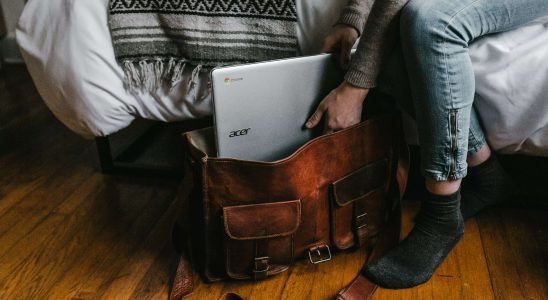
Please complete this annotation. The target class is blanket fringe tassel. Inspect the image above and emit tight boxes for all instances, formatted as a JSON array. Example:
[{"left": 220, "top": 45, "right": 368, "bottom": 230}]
[{"left": 122, "top": 58, "right": 205, "bottom": 92}]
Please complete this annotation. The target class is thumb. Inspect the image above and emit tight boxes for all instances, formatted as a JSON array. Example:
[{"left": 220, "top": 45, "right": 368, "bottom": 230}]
[
  {"left": 320, "top": 36, "right": 338, "bottom": 53},
  {"left": 305, "top": 105, "right": 326, "bottom": 128}
]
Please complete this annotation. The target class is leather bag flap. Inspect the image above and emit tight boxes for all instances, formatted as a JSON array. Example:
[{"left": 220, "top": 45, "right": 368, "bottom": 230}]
[
  {"left": 223, "top": 200, "right": 301, "bottom": 240},
  {"left": 332, "top": 159, "right": 389, "bottom": 207}
]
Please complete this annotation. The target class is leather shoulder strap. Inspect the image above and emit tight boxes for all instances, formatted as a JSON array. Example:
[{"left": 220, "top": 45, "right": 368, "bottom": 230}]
[{"left": 170, "top": 160, "right": 197, "bottom": 300}]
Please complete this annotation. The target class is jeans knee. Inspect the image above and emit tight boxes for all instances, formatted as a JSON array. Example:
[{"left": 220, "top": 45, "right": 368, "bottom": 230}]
[
  {"left": 400, "top": 0, "right": 444, "bottom": 47},
  {"left": 401, "top": 0, "right": 477, "bottom": 50}
]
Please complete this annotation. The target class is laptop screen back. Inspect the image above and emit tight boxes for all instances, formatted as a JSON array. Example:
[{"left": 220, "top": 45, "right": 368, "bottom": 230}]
[{"left": 211, "top": 53, "right": 345, "bottom": 161}]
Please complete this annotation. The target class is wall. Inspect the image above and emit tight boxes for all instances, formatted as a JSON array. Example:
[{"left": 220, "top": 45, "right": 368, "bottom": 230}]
[{"left": 0, "top": 0, "right": 25, "bottom": 63}]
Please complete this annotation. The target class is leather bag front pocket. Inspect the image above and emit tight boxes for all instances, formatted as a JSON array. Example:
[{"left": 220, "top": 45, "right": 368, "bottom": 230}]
[
  {"left": 330, "top": 159, "right": 389, "bottom": 250},
  {"left": 223, "top": 200, "right": 301, "bottom": 280}
]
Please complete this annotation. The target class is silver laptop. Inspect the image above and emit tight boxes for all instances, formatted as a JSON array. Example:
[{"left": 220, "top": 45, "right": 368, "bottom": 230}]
[{"left": 211, "top": 53, "right": 346, "bottom": 162}]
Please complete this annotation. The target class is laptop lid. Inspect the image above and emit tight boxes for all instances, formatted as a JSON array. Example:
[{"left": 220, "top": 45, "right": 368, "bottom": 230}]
[{"left": 211, "top": 53, "right": 345, "bottom": 162}]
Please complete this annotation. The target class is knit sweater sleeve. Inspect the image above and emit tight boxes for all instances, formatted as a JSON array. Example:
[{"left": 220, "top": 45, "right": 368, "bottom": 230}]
[
  {"left": 337, "top": 0, "right": 374, "bottom": 35},
  {"left": 345, "top": 0, "right": 408, "bottom": 89}
]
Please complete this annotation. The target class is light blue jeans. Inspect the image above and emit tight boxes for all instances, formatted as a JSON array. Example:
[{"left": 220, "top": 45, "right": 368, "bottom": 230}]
[{"left": 381, "top": 0, "right": 548, "bottom": 181}]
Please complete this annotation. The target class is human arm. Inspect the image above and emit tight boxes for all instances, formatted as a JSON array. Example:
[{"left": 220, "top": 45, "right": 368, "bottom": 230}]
[
  {"left": 344, "top": 0, "right": 408, "bottom": 88},
  {"left": 305, "top": 81, "right": 368, "bottom": 134},
  {"left": 337, "top": 0, "right": 374, "bottom": 36},
  {"left": 306, "top": 0, "right": 408, "bottom": 132},
  {"left": 321, "top": 0, "right": 374, "bottom": 68}
]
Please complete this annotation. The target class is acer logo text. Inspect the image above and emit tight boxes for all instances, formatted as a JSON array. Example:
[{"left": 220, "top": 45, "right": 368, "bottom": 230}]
[{"left": 229, "top": 128, "right": 251, "bottom": 138}]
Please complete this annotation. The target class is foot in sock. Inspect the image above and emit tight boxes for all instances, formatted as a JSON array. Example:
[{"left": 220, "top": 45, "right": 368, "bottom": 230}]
[
  {"left": 364, "top": 190, "right": 464, "bottom": 289},
  {"left": 461, "top": 154, "right": 514, "bottom": 219}
]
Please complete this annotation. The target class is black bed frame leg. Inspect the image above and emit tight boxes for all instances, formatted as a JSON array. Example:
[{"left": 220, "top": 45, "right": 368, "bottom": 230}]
[
  {"left": 95, "top": 136, "right": 115, "bottom": 174},
  {"left": 93, "top": 118, "right": 212, "bottom": 177}
]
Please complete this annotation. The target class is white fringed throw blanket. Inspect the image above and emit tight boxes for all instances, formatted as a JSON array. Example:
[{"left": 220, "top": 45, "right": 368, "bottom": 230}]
[{"left": 109, "top": 0, "right": 298, "bottom": 91}]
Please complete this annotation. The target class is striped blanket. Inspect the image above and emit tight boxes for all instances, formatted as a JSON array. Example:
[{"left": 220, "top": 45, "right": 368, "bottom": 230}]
[{"left": 109, "top": 0, "right": 298, "bottom": 91}]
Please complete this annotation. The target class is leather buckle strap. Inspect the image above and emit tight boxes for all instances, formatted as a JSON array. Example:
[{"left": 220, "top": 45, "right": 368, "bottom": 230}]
[
  {"left": 253, "top": 239, "right": 269, "bottom": 280},
  {"left": 354, "top": 197, "right": 370, "bottom": 247},
  {"left": 308, "top": 245, "right": 332, "bottom": 264},
  {"left": 253, "top": 256, "right": 269, "bottom": 280}
]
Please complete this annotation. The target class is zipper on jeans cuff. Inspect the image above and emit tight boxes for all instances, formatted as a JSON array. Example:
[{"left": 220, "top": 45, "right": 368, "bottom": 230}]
[{"left": 449, "top": 110, "right": 458, "bottom": 179}]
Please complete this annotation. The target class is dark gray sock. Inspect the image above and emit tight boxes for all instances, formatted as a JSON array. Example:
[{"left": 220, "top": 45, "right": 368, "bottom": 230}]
[
  {"left": 461, "top": 154, "right": 513, "bottom": 219},
  {"left": 364, "top": 190, "right": 464, "bottom": 289}
]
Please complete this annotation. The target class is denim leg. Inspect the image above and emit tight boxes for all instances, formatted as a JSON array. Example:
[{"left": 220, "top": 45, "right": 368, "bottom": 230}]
[
  {"left": 379, "top": 45, "right": 487, "bottom": 156},
  {"left": 400, "top": 0, "right": 548, "bottom": 181},
  {"left": 467, "top": 107, "right": 485, "bottom": 156}
]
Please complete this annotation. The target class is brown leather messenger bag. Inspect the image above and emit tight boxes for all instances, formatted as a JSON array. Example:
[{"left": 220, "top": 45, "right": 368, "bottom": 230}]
[{"left": 170, "top": 113, "right": 409, "bottom": 300}]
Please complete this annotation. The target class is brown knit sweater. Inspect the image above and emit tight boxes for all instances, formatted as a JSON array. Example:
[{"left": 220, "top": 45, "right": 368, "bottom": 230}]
[{"left": 338, "top": 0, "right": 409, "bottom": 89}]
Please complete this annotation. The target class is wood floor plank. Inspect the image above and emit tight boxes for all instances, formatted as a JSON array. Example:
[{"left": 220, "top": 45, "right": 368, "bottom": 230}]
[
  {"left": 218, "top": 279, "right": 255, "bottom": 300},
  {"left": 0, "top": 164, "right": 95, "bottom": 258},
  {"left": 0, "top": 116, "right": 86, "bottom": 180},
  {"left": 185, "top": 276, "right": 225, "bottom": 300},
  {"left": 477, "top": 209, "right": 527, "bottom": 300},
  {"left": 0, "top": 176, "right": 45, "bottom": 217},
  {"left": 246, "top": 265, "right": 291, "bottom": 300},
  {"left": 0, "top": 166, "right": 96, "bottom": 280},
  {"left": 98, "top": 189, "right": 181, "bottom": 299},
  {"left": 130, "top": 243, "right": 173, "bottom": 300},
  {"left": 45, "top": 180, "right": 176, "bottom": 300},
  {"left": 500, "top": 209, "right": 548, "bottom": 300},
  {"left": 454, "top": 218, "right": 495, "bottom": 300},
  {"left": 0, "top": 140, "right": 91, "bottom": 217},
  {"left": 279, "top": 258, "right": 318, "bottom": 300},
  {"left": 40, "top": 179, "right": 169, "bottom": 300},
  {"left": 430, "top": 243, "right": 463, "bottom": 300},
  {"left": 340, "top": 248, "right": 366, "bottom": 286},
  {"left": 0, "top": 174, "right": 109, "bottom": 299},
  {"left": 307, "top": 249, "right": 351, "bottom": 300}
]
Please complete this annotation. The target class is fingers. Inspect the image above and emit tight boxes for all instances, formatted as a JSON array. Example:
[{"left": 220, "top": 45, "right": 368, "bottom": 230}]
[
  {"left": 305, "top": 103, "right": 326, "bottom": 129},
  {"left": 320, "top": 36, "right": 337, "bottom": 53},
  {"left": 324, "top": 118, "right": 336, "bottom": 134},
  {"left": 324, "top": 118, "right": 342, "bottom": 134},
  {"left": 340, "top": 39, "right": 353, "bottom": 69}
]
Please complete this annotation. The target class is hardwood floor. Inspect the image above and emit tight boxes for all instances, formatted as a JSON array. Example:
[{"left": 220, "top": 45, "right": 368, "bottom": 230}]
[{"left": 0, "top": 65, "right": 546, "bottom": 300}]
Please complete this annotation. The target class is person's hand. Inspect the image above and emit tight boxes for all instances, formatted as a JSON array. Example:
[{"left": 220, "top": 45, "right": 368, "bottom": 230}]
[
  {"left": 305, "top": 81, "right": 369, "bottom": 134},
  {"left": 321, "top": 24, "right": 359, "bottom": 69}
]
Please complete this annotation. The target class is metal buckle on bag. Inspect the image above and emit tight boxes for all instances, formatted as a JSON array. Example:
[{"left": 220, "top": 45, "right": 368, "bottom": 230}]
[
  {"left": 253, "top": 256, "right": 270, "bottom": 273},
  {"left": 252, "top": 256, "right": 269, "bottom": 280},
  {"left": 355, "top": 212, "right": 369, "bottom": 230},
  {"left": 308, "top": 245, "right": 332, "bottom": 264}
]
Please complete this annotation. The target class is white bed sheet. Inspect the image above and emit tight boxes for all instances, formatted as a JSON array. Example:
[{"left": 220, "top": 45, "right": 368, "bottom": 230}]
[
  {"left": 16, "top": 0, "right": 548, "bottom": 156},
  {"left": 470, "top": 16, "right": 548, "bottom": 156},
  {"left": 16, "top": 0, "right": 213, "bottom": 138}
]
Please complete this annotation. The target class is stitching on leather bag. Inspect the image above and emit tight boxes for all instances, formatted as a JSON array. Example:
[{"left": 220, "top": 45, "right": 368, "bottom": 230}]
[
  {"left": 223, "top": 200, "right": 302, "bottom": 240},
  {"left": 331, "top": 158, "right": 389, "bottom": 207}
]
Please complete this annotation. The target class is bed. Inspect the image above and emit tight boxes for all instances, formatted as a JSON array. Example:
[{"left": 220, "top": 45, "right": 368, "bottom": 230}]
[{"left": 16, "top": 0, "right": 548, "bottom": 156}]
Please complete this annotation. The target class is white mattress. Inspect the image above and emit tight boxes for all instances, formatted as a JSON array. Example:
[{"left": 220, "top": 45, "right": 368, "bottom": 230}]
[
  {"left": 16, "top": 0, "right": 548, "bottom": 156},
  {"left": 469, "top": 18, "right": 548, "bottom": 156}
]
